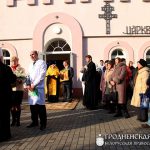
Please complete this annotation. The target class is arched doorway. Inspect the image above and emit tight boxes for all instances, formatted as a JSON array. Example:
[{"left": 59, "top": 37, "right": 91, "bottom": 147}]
[
  {"left": 33, "top": 12, "right": 83, "bottom": 90},
  {"left": 44, "top": 39, "right": 72, "bottom": 70}
]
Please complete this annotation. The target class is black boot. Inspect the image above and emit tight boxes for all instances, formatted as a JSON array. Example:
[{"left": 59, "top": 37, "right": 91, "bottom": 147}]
[
  {"left": 16, "top": 110, "right": 21, "bottom": 126},
  {"left": 11, "top": 110, "right": 16, "bottom": 127},
  {"left": 122, "top": 104, "right": 130, "bottom": 118},
  {"left": 114, "top": 104, "right": 122, "bottom": 117},
  {"left": 108, "top": 102, "right": 116, "bottom": 114}
]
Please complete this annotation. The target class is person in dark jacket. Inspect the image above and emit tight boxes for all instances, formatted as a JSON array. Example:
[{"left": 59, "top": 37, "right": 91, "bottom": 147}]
[
  {"left": 83, "top": 55, "right": 98, "bottom": 109},
  {"left": 0, "top": 48, "right": 16, "bottom": 142},
  {"left": 60, "top": 60, "right": 74, "bottom": 102}
]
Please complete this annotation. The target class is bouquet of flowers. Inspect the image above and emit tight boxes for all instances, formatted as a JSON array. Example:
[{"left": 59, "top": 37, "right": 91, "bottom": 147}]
[{"left": 12, "top": 65, "right": 26, "bottom": 87}]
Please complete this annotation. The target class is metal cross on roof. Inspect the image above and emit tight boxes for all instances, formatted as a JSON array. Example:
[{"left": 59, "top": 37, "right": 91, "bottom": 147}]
[{"left": 99, "top": 2, "right": 118, "bottom": 34}]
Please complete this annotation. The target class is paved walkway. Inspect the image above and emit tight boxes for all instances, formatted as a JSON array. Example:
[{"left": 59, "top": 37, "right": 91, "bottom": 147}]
[{"left": 0, "top": 100, "right": 150, "bottom": 150}]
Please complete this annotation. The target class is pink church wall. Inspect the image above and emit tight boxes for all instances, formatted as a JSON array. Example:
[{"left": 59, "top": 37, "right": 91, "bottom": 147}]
[
  {"left": 139, "top": 41, "right": 150, "bottom": 59},
  {"left": 33, "top": 12, "right": 83, "bottom": 88},
  {"left": 104, "top": 41, "right": 134, "bottom": 62},
  {"left": 0, "top": 42, "right": 17, "bottom": 57}
]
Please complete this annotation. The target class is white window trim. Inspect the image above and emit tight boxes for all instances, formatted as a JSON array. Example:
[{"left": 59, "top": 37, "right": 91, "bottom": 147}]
[
  {"left": 2, "top": 49, "right": 11, "bottom": 66},
  {"left": 144, "top": 47, "right": 150, "bottom": 59},
  {"left": 109, "top": 46, "right": 127, "bottom": 60}
]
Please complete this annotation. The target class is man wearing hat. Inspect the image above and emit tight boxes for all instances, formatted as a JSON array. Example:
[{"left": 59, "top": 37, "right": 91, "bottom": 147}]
[
  {"left": 0, "top": 48, "right": 16, "bottom": 142},
  {"left": 131, "top": 59, "right": 150, "bottom": 122},
  {"left": 45, "top": 61, "right": 60, "bottom": 102}
]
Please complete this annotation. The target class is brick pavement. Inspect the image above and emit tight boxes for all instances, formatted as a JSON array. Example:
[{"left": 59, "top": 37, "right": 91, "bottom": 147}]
[{"left": 0, "top": 100, "right": 150, "bottom": 150}]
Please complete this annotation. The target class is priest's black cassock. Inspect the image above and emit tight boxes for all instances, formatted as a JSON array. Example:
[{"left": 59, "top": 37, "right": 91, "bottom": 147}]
[
  {"left": 83, "top": 61, "right": 98, "bottom": 109},
  {"left": 0, "top": 61, "right": 16, "bottom": 142}
]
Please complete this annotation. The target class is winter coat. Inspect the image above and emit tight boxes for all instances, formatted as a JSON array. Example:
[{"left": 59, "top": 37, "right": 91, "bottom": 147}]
[
  {"left": 104, "top": 68, "right": 114, "bottom": 93},
  {"left": 111, "top": 62, "right": 127, "bottom": 104},
  {"left": 11, "top": 64, "right": 26, "bottom": 91},
  {"left": 131, "top": 67, "right": 150, "bottom": 107}
]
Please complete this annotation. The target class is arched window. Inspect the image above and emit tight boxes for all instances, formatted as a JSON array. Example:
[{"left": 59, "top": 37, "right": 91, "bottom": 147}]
[
  {"left": 146, "top": 50, "right": 150, "bottom": 67},
  {"left": 3, "top": 49, "right": 10, "bottom": 65},
  {"left": 46, "top": 39, "right": 71, "bottom": 52},
  {"left": 111, "top": 49, "right": 125, "bottom": 59}
]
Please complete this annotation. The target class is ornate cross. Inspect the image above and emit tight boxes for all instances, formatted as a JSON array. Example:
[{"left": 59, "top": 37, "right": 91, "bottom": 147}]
[{"left": 99, "top": 2, "right": 118, "bottom": 34}]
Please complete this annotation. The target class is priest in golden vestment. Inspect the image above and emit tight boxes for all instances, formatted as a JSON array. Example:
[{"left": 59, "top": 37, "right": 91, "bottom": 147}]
[{"left": 45, "top": 61, "right": 60, "bottom": 102}]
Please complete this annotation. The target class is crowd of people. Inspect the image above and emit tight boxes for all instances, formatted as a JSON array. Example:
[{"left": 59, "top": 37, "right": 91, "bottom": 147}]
[
  {"left": 82, "top": 55, "right": 150, "bottom": 127},
  {"left": 0, "top": 49, "right": 74, "bottom": 142},
  {"left": 0, "top": 47, "right": 150, "bottom": 143},
  {"left": 45, "top": 60, "right": 74, "bottom": 103}
]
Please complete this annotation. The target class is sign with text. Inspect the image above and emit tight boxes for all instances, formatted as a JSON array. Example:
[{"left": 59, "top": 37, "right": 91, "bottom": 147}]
[{"left": 123, "top": 26, "right": 150, "bottom": 35}]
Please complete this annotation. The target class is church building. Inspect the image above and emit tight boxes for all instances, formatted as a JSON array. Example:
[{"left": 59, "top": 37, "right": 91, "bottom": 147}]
[{"left": 1, "top": 0, "right": 150, "bottom": 94}]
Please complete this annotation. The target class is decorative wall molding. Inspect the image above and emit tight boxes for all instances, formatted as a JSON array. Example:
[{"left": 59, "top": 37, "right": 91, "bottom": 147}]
[
  {"left": 64, "top": 0, "right": 74, "bottom": 4},
  {"left": 27, "top": 0, "right": 36, "bottom": 6},
  {"left": 7, "top": 0, "right": 15, "bottom": 7},
  {"left": 80, "top": 0, "right": 90, "bottom": 3},
  {"left": 6, "top": 0, "right": 90, "bottom": 7},
  {"left": 143, "top": 0, "right": 150, "bottom": 2},
  {"left": 104, "top": 0, "right": 114, "bottom": 2},
  {"left": 6, "top": 0, "right": 148, "bottom": 7},
  {"left": 43, "top": 0, "right": 52, "bottom": 5},
  {"left": 120, "top": 0, "right": 130, "bottom": 2}
]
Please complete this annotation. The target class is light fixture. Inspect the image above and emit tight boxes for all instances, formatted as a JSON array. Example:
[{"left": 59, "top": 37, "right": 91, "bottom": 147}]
[{"left": 52, "top": 27, "right": 62, "bottom": 34}]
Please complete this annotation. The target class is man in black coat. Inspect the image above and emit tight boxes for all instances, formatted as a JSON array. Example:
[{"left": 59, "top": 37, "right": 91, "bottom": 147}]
[
  {"left": 83, "top": 55, "right": 98, "bottom": 109},
  {"left": 0, "top": 49, "right": 16, "bottom": 142}
]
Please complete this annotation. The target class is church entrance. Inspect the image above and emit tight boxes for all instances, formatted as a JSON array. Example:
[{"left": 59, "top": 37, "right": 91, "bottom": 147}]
[
  {"left": 44, "top": 39, "right": 72, "bottom": 70},
  {"left": 42, "top": 38, "right": 72, "bottom": 100},
  {"left": 46, "top": 54, "right": 70, "bottom": 70}
]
